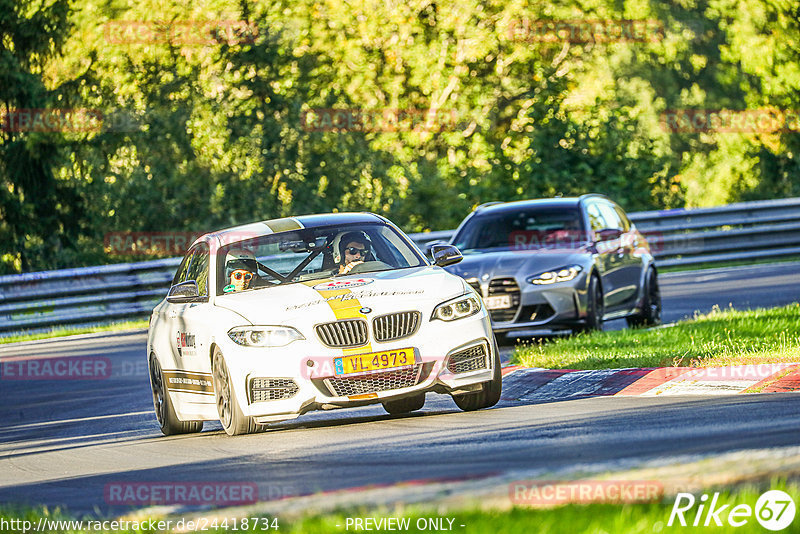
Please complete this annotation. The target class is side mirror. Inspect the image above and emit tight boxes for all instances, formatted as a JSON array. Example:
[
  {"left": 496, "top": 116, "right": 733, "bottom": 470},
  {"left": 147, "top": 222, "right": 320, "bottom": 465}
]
[
  {"left": 167, "top": 280, "right": 203, "bottom": 303},
  {"left": 596, "top": 228, "right": 623, "bottom": 242},
  {"left": 421, "top": 239, "right": 447, "bottom": 258},
  {"left": 431, "top": 244, "right": 463, "bottom": 267}
]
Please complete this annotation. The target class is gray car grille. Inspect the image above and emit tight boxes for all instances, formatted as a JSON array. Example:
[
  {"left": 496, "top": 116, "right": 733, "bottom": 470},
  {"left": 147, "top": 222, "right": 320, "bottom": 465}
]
[
  {"left": 447, "top": 344, "right": 489, "bottom": 374},
  {"left": 488, "top": 277, "right": 521, "bottom": 322},
  {"left": 249, "top": 378, "right": 299, "bottom": 403},
  {"left": 372, "top": 311, "right": 421, "bottom": 342},
  {"left": 315, "top": 319, "right": 368, "bottom": 348},
  {"left": 324, "top": 364, "right": 423, "bottom": 397}
]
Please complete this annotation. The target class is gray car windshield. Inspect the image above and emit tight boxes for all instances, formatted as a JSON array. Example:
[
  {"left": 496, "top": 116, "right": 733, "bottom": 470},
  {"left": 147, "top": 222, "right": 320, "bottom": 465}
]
[
  {"left": 453, "top": 208, "right": 587, "bottom": 253},
  {"left": 216, "top": 223, "right": 425, "bottom": 295}
]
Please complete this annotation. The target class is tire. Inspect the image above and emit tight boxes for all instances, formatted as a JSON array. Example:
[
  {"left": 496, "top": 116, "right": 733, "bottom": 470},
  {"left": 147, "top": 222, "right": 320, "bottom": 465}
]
[
  {"left": 452, "top": 341, "right": 502, "bottom": 412},
  {"left": 576, "top": 274, "right": 604, "bottom": 333},
  {"left": 212, "top": 347, "right": 263, "bottom": 436},
  {"left": 627, "top": 268, "right": 662, "bottom": 328},
  {"left": 382, "top": 393, "right": 426, "bottom": 415},
  {"left": 149, "top": 355, "right": 203, "bottom": 436}
]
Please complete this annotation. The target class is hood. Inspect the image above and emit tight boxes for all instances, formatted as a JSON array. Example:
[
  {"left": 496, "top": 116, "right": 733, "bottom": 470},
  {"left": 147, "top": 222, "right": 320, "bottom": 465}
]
[
  {"left": 214, "top": 266, "right": 467, "bottom": 325},
  {"left": 445, "top": 249, "right": 590, "bottom": 284}
]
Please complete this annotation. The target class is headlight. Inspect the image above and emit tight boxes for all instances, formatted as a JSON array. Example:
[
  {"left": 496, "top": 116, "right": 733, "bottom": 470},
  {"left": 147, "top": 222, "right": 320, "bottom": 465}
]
[
  {"left": 431, "top": 295, "right": 481, "bottom": 321},
  {"left": 528, "top": 265, "right": 583, "bottom": 285},
  {"left": 227, "top": 326, "right": 305, "bottom": 347}
]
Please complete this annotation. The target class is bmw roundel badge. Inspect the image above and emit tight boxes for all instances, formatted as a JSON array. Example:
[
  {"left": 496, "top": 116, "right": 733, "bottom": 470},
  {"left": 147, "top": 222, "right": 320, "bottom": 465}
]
[{"left": 360, "top": 307, "right": 372, "bottom": 314}]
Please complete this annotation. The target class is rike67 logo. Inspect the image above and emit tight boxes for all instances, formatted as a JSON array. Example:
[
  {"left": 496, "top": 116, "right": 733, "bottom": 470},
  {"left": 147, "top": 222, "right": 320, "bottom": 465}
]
[{"left": 669, "top": 490, "right": 796, "bottom": 530}]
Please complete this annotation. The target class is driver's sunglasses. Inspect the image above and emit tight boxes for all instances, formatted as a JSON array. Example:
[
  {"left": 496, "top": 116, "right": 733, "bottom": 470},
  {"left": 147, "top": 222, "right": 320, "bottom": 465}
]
[
  {"left": 345, "top": 246, "right": 369, "bottom": 256},
  {"left": 231, "top": 271, "right": 253, "bottom": 281}
]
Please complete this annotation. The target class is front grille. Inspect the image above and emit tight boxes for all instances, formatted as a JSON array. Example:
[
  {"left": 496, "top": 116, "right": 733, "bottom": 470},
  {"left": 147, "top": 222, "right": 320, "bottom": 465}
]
[
  {"left": 517, "top": 303, "right": 556, "bottom": 323},
  {"left": 373, "top": 311, "right": 421, "bottom": 342},
  {"left": 447, "top": 344, "right": 489, "bottom": 374},
  {"left": 315, "top": 319, "right": 368, "bottom": 348},
  {"left": 324, "top": 364, "right": 424, "bottom": 397},
  {"left": 249, "top": 378, "right": 299, "bottom": 403},
  {"left": 488, "top": 277, "right": 521, "bottom": 322}
]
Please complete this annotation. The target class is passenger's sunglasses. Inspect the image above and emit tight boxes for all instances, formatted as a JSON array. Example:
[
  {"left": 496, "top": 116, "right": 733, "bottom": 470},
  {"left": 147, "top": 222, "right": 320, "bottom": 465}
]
[
  {"left": 231, "top": 270, "right": 253, "bottom": 281},
  {"left": 345, "top": 247, "right": 369, "bottom": 256}
]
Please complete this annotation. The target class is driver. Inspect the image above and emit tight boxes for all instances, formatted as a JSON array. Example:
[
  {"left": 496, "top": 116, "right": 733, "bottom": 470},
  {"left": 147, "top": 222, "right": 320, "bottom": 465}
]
[
  {"left": 223, "top": 248, "right": 258, "bottom": 293},
  {"left": 336, "top": 231, "right": 372, "bottom": 275}
]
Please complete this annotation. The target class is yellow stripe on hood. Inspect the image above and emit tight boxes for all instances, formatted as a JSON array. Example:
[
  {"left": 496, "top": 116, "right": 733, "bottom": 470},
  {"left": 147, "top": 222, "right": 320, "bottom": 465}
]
[{"left": 303, "top": 279, "right": 372, "bottom": 355}]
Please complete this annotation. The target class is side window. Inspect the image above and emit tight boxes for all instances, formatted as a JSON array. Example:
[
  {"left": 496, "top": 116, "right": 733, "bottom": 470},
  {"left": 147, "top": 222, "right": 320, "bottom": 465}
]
[
  {"left": 597, "top": 203, "right": 624, "bottom": 231},
  {"left": 613, "top": 205, "right": 632, "bottom": 232},
  {"left": 585, "top": 203, "right": 606, "bottom": 231},
  {"left": 187, "top": 244, "right": 210, "bottom": 296},
  {"left": 172, "top": 250, "right": 195, "bottom": 286}
]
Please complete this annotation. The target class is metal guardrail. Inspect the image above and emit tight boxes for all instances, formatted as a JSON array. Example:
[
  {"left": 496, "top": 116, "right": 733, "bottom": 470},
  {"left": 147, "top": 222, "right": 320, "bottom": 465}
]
[{"left": 2, "top": 197, "right": 799, "bottom": 337}]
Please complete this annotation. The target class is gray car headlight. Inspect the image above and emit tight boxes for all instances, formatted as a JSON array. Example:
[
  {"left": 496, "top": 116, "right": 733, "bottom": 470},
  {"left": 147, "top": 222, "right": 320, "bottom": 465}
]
[
  {"left": 228, "top": 326, "right": 305, "bottom": 347},
  {"left": 431, "top": 295, "right": 481, "bottom": 321},
  {"left": 528, "top": 265, "right": 583, "bottom": 285}
]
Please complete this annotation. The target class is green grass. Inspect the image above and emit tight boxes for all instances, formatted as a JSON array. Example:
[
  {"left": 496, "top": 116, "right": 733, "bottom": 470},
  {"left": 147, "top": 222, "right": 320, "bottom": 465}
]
[
  {"left": 0, "top": 319, "right": 149, "bottom": 345},
  {"left": 2, "top": 481, "right": 797, "bottom": 533},
  {"left": 512, "top": 304, "right": 800, "bottom": 370}
]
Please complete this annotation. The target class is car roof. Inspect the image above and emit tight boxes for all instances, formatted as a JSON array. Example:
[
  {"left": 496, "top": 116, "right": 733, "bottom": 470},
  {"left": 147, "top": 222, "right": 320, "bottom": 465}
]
[
  {"left": 473, "top": 197, "right": 584, "bottom": 215},
  {"left": 202, "top": 212, "right": 387, "bottom": 248}
]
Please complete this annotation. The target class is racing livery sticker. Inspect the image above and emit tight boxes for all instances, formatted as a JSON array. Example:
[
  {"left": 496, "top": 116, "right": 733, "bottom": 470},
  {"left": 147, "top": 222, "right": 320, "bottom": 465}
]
[
  {"left": 162, "top": 370, "right": 213, "bottom": 395},
  {"left": 176, "top": 332, "right": 197, "bottom": 357},
  {"left": 312, "top": 278, "right": 374, "bottom": 291}
]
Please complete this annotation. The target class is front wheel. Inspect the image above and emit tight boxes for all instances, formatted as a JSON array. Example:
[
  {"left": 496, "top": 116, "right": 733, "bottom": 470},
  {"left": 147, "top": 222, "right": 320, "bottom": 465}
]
[
  {"left": 212, "top": 348, "right": 263, "bottom": 436},
  {"left": 452, "top": 342, "right": 502, "bottom": 412},
  {"left": 149, "top": 355, "right": 203, "bottom": 436},
  {"left": 627, "top": 268, "right": 661, "bottom": 328},
  {"left": 575, "top": 274, "right": 604, "bottom": 334}
]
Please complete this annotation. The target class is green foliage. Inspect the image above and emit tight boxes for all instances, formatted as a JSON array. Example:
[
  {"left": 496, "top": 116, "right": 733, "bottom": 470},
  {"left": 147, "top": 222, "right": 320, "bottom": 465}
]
[{"left": 1, "top": 0, "right": 798, "bottom": 272}]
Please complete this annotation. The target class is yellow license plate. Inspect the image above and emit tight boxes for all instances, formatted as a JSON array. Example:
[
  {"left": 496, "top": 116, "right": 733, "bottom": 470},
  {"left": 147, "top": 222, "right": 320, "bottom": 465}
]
[{"left": 334, "top": 348, "right": 415, "bottom": 376}]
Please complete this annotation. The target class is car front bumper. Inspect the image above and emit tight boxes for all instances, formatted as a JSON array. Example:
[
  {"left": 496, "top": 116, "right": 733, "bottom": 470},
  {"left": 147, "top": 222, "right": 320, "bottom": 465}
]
[
  {"left": 487, "top": 273, "right": 590, "bottom": 333},
  {"left": 218, "top": 312, "right": 497, "bottom": 423}
]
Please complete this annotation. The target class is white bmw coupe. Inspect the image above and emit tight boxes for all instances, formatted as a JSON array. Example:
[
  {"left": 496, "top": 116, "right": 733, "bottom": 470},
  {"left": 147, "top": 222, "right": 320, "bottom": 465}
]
[{"left": 147, "top": 213, "right": 501, "bottom": 435}]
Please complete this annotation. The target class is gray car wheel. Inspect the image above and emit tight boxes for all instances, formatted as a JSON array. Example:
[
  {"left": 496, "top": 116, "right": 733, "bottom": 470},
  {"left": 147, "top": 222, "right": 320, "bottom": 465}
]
[
  {"left": 576, "top": 274, "right": 604, "bottom": 333},
  {"left": 627, "top": 268, "right": 661, "bottom": 327}
]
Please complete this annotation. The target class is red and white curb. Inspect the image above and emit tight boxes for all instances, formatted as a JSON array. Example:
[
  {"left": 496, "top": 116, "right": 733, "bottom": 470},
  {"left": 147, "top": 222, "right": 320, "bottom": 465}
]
[{"left": 499, "top": 363, "right": 800, "bottom": 402}]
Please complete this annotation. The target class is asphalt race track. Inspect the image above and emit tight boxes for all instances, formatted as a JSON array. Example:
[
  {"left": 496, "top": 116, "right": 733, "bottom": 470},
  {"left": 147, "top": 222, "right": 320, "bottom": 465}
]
[{"left": 1, "top": 261, "right": 799, "bottom": 516}]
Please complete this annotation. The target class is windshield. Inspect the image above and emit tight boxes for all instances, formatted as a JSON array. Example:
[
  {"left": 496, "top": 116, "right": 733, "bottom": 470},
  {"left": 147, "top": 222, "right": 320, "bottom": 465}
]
[
  {"left": 452, "top": 208, "right": 587, "bottom": 253},
  {"left": 216, "top": 223, "right": 425, "bottom": 295}
]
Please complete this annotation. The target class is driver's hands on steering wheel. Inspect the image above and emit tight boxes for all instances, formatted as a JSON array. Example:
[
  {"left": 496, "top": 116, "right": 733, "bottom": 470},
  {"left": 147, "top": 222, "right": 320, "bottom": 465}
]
[{"left": 339, "top": 260, "right": 364, "bottom": 275}]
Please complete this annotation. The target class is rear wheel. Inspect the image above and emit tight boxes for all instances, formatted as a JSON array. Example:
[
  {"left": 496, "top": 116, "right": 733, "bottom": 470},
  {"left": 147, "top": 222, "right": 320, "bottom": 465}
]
[
  {"left": 452, "top": 341, "right": 502, "bottom": 411},
  {"left": 212, "top": 348, "right": 263, "bottom": 436},
  {"left": 576, "top": 274, "right": 604, "bottom": 333},
  {"left": 382, "top": 393, "right": 426, "bottom": 415},
  {"left": 627, "top": 268, "right": 661, "bottom": 328},
  {"left": 149, "top": 355, "right": 203, "bottom": 436}
]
